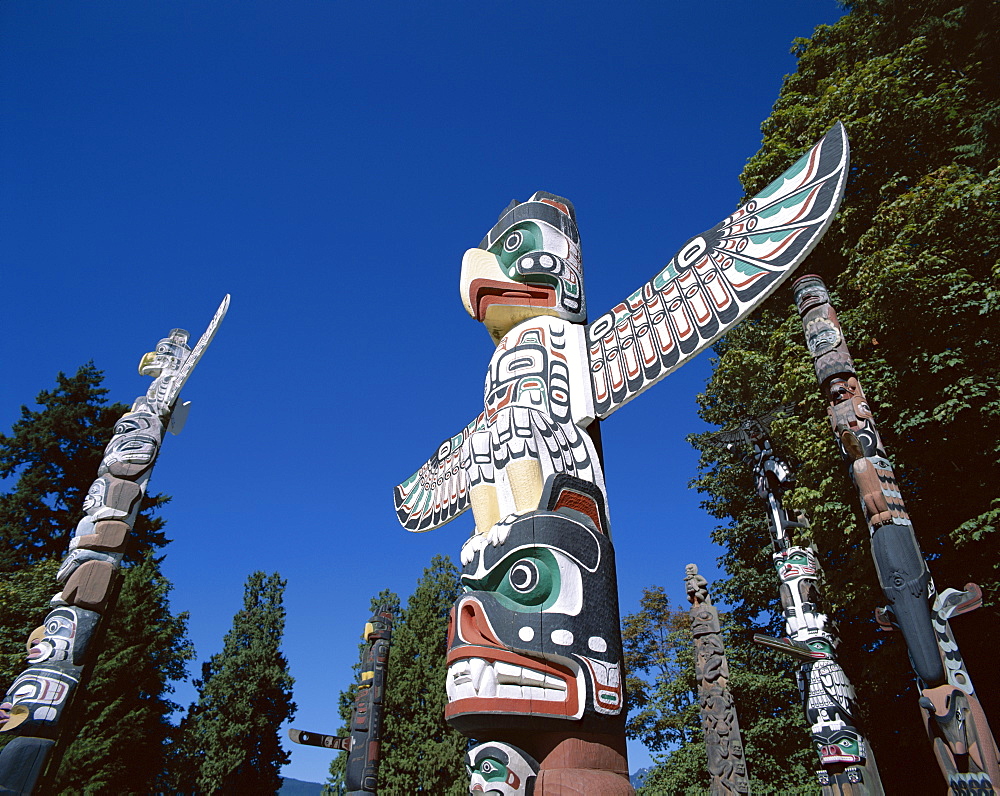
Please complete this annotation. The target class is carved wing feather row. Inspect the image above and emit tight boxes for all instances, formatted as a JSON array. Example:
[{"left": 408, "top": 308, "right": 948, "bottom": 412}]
[
  {"left": 588, "top": 122, "right": 849, "bottom": 418},
  {"left": 394, "top": 412, "right": 486, "bottom": 532}
]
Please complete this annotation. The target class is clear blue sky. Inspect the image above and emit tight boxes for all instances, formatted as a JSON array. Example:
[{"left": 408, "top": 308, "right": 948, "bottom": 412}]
[{"left": 1, "top": 1, "right": 846, "bottom": 784}]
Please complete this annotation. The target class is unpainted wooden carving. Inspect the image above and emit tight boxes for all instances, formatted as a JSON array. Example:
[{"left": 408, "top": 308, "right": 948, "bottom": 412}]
[{"left": 686, "top": 564, "right": 749, "bottom": 795}]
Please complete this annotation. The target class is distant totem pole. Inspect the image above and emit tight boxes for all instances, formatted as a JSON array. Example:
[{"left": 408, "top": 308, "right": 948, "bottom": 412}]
[
  {"left": 794, "top": 275, "right": 1000, "bottom": 794},
  {"left": 711, "top": 410, "right": 883, "bottom": 794},
  {"left": 393, "top": 126, "right": 848, "bottom": 793},
  {"left": 0, "top": 297, "right": 229, "bottom": 795},
  {"left": 289, "top": 607, "right": 394, "bottom": 795},
  {"left": 685, "top": 564, "right": 749, "bottom": 795}
]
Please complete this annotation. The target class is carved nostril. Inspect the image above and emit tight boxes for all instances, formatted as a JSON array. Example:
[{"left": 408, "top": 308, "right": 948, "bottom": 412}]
[{"left": 458, "top": 599, "right": 503, "bottom": 648}]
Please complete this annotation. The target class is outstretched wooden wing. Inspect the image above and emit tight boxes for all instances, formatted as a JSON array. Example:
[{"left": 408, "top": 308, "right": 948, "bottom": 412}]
[
  {"left": 393, "top": 413, "right": 485, "bottom": 532},
  {"left": 588, "top": 123, "right": 849, "bottom": 418}
]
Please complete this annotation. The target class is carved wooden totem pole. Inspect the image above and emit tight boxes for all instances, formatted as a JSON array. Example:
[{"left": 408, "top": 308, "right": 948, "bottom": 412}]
[
  {"left": 0, "top": 297, "right": 229, "bottom": 795},
  {"left": 393, "top": 125, "right": 848, "bottom": 794},
  {"left": 712, "top": 410, "right": 884, "bottom": 794},
  {"left": 794, "top": 275, "right": 1000, "bottom": 794},
  {"left": 289, "top": 607, "right": 394, "bottom": 795},
  {"left": 685, "top": 564, "right": 749, "bottom": 794}
]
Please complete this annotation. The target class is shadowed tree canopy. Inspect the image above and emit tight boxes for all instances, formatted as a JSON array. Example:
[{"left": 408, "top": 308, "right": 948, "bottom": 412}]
[{"left": 679, "top": 0, "right": 1000, "bottom": 792}]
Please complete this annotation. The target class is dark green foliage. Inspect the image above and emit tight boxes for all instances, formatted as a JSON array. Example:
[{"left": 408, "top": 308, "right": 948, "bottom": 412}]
[
  {"left": 174, "top": 572, "right": 296, "bottom": 794},
  {"left": 0, "top": 365, "right": 193, "bottom": 787},
  {"left": 0, "top": 363, "right": 168, "bottom": 570},
  {"left": 325, "top": 556, "right": 467, "bottom": 795},
  {"left": 50, "top": 554, "right": 195, "bottom": 793},
  {"left": 0, "top": 559, "right": 61, "bottom": 697},
  {"left": 624, "top": 588, "right": 818, "bottom": 794},
  {"left": 675, "top": 0, "right": 1000, "bottom": 791},
  {"left": 379, "top": 555, "right": 467, "bottom": 795}
]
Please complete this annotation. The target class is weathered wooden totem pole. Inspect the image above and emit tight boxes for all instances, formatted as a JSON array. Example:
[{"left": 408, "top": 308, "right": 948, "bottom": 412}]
[
  {"left": 794, "top": 274, "right": 1000, "bottom": 794},
  {"left": 0, "top": 296, "right": 229, "bottom": 795},
  {"left": 289, "top": 607, "right": 394, "bottom": 795},
  {"left": 394, "top": 124, "right": 849, "bottom": 793},
  {"left": 712, "top": 410, "right": 883, "bottom": 794},
  {"left": 685, "top": 564, "right": 749, "bottom": 794}
]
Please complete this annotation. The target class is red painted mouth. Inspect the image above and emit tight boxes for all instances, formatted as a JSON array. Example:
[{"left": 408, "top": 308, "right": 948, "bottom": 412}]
[
  {"left": 445, "top": 645, "right": 580, "bottom": 721},
  {"left": 469, "top": 278, "right": 555, "bottom": 321}
]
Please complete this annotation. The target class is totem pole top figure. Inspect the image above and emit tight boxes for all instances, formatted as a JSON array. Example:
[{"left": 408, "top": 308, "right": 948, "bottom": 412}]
[
  {"left": 393, "top": 124, "right": 848, "bottom": 785},
  {"left": 396, "top": 122, "right": 849, "bottom": 539}
]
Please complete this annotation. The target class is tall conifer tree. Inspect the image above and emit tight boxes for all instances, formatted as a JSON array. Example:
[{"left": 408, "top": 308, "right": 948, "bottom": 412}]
[
  {"left": 324, "top": 556, "right": 466, "bottom": 794},
  {"left": 378, "top": 555, "right": 467, "bottom": 795},
  {"left": 175, "top": 571, "right": 296, "bottom": 793}
]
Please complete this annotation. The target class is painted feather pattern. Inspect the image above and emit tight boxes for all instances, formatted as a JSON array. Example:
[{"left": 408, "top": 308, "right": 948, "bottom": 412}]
[
  {"left": 588, "top": 122, "right": 850, "bottom": 418},
  {"left": 394, "top": 413, "right": 485, "bottom": 531}
]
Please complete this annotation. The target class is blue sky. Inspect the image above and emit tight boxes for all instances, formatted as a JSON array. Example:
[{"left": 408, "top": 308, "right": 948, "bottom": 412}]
[{"left": 1, "top": 0, "right": 846, "bottom": 783}]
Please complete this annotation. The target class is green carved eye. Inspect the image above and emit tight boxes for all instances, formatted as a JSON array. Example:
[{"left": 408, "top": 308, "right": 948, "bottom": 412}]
[
  {"left": 474, "top": 758, "right": 508, "bottom": 782},
  {"left": 489, "top": 222, "right": 541, "bottom": 274},
  {"left": 806, "top": 639, "right": 833, "bottom": 656},
  {"left": 463, "top": 547, "right": 561, "bottom": 612}
]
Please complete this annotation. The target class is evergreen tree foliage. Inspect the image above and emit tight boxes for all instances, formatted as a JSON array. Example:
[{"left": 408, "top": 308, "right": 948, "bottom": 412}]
[
  {"left": 174, "top": 572, "right": 296, "bottom": 794},
  {"left": 0, "top": 365, "right": 193, "bottom": 787},
  {"left": 378, "top": 555, "right": 467, "bottom": 795},
  {"left": 0, "top": 559, "right": 61, "bottom": 696},
  {"left": 0, "top": 363, "right": 168, "bottom": 570},
  {"left": 325, "top": 556, "right": 467, "bottom": 795},
  {"left": 663, "top": 1, "right": 1000, "bottom": 791},
  {"left": 50, "top": 554, "right": 195, "bottom": 793}
]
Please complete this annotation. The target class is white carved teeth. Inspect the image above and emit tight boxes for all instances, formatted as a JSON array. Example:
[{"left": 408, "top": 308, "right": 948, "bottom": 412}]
[
  {"left": 470, "top": 657, "right": 487, "bottom": 688},
  {"left": 478, "top": 663, "right": 497, "bottom": 698},
  {"left": 447, "top": 658, "right": 567, "bottom": 702}
]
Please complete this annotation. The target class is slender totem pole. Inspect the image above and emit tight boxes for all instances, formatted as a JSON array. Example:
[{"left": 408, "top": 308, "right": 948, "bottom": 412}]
[
  {"left": 393, "top": 125, "right": 848, "bottom": 793},
  {"left": 685, "top": 564, "right": 749, "bottom": 794},
  {"left": 711, "top": 410, "right": 883, "bottom": 794},
  {"left": 289, "top": 607, "right": 394, "bottom": 795},
  {"left": 793, "top": 274, "right": 1000, "bottom": 794},
  {"left": 0, "top": 296, "right": 229, "bottom": 795}
]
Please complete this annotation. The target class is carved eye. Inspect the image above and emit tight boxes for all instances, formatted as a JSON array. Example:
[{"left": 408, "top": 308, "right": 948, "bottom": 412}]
[
  {"left": 490, "top": 222, "right": 541, "bottom": 272},
  {"left": 498, "top": 552, "right": 554, "bottom": 608},
  {"left": 504, "top": 231, "right": 525, "bottom": 252},
  {"left": 508, "top": 561, "right": 539, "bottom": 593}
]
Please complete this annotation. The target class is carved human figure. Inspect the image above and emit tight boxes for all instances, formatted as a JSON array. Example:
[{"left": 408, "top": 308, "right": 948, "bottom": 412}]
[
  {"left": 686, "top": 566, "right": 749, "bottom": 794},
  {"left": 714, "top": 409, "right": 883, "bottom": 793},
  {"left": 685, "top": 563, "right": 710, "bottom": 606},
  {"left": 0, "top": 665, "right": 81, "bottom": 737},
  {"left": 396, "top": 127, "right": 848, "bottom": 792}
]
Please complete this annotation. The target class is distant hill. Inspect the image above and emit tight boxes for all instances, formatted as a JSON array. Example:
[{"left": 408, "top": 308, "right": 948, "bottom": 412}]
[
  {"left": 279, "top": 777, "right": 324, "bottom": 795},
  {"left": 630, "top": 766, "right": 651, "bottom": 789}
]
